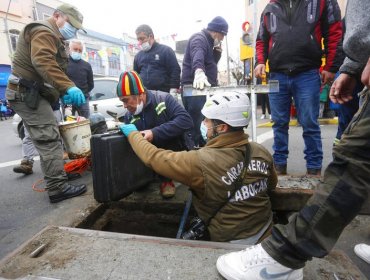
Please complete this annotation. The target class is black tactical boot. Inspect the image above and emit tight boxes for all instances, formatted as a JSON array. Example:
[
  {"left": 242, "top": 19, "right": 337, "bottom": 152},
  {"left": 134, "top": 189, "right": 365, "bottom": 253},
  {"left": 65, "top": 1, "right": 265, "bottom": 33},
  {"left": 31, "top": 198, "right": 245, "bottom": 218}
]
[
  {"left": 13, "top": 159, "right": 33, "bottom": 175},
  {"left": 67, "top": 173, "right": 81, "bottom": 181},
  {"left": 48, "top": 183, "right": 87, "bottom": 203}
]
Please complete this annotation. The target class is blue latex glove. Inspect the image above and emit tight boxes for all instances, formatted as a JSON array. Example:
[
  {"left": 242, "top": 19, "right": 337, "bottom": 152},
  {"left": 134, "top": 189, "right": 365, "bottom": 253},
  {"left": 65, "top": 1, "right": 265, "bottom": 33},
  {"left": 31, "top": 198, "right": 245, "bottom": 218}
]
[
  {"left": 62, "top": 94, "right": 72, "bottom": 105},
  {"left": 119, "top": 124, "right": 138, "bottom": 137},
  {"left": 65, "top": 87, "right": 86, "bottom": 107}
]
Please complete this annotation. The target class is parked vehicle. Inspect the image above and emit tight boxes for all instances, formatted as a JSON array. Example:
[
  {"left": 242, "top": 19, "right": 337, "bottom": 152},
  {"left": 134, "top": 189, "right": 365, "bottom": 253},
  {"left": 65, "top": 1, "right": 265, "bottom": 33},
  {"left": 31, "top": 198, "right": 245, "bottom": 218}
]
[{"left": 89, "top": 77, "right": 126, "bottom": 120}]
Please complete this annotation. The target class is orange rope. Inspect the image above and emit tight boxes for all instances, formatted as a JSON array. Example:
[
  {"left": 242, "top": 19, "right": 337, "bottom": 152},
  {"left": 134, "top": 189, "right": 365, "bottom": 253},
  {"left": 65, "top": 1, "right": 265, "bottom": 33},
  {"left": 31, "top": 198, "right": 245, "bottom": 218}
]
[
  {"left": 32, "top": 157, "right": 91, "bottom": 193},
  {"left": 32, "top": 179, "right": 46, "bottom": 192},
  {"left": 64, "top": 157, "right": 91, "bottom": 174}
]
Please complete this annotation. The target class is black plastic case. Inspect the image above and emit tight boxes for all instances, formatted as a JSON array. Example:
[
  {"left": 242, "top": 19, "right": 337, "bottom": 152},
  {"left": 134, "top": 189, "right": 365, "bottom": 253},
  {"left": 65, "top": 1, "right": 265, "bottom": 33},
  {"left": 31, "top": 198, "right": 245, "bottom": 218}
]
[{"left": 91, "top": 132, "right": 155, "bottom": 202}]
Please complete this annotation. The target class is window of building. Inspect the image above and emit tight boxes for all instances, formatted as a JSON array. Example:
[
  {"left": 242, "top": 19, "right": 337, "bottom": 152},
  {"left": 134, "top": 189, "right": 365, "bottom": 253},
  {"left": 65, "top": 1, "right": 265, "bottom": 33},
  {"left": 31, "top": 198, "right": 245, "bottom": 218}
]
[
  {"left": 86, "top": 48, "right": 104, "bottom": 75},
  {"left": 108, "top": 54, "right": 120, "bottom": 70},
  {"left": 9, "top": 29, "right": 20, "bottom": 52},
  {"left": 248, "top": 0, "right": 254, "bottom": 5}
]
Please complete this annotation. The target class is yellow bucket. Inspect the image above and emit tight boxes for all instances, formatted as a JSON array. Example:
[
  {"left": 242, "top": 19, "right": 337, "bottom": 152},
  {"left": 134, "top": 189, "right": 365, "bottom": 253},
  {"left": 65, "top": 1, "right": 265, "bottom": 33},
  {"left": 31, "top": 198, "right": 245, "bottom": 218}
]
[{"left": 59, "top": 120, "right": 92, "bottom": 159}]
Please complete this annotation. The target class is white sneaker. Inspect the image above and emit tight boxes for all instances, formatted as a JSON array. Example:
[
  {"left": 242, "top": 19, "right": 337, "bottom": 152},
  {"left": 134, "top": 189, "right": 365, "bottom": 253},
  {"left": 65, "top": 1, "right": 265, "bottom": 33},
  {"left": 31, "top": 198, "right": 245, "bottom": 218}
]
[
  {"left": 216, "top": 244, "right": 303, "bottom": 280},
  {"left": 260, "top": 114, "right": 266, "bottom": 120},
  {"left": 269, "top": 115, "right": 272, "bottom": 120},
  {"left": 354, "top": 243, "right": 370, "bottom": 264}
]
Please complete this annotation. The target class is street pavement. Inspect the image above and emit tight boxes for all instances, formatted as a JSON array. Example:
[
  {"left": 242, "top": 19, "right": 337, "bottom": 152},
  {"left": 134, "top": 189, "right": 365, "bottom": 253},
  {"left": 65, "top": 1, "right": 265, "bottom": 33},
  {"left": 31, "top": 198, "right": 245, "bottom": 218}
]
[
  {"left": 0, "top": 118, "right": 98, "bottom": 261},
  {"left": 0, "top": 113, "right": 369, "bottom": 278}
]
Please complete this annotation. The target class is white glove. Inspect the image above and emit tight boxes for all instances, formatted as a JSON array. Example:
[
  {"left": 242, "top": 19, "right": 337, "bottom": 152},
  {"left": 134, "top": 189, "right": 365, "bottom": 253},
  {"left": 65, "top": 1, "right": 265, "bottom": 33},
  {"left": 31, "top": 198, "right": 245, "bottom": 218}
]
[
  {"left": 193, "top": 69, "right": 211, "bottom": 90},
  {"left": 169, "top": 88, "right": 178, "bottom": 94},
  {"left": 106, "top": 120, "right": 119, "bottom": 130},
  {"left": 169, "top": 88, "right": 178, "bottom": 99}
]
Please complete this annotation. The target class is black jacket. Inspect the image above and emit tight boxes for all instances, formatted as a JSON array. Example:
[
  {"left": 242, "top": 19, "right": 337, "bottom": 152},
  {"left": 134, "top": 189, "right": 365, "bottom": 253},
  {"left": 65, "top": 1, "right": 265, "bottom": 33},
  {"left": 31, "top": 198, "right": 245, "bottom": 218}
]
[
  {"left": 67, "top": 57, "right": 94, "bottom": 97},
  {"left": 134, "top": 42, "right": 181, "bottom": 92},
  {"left": 181, "top": 30, "right": 221, "bottom": 86},
  {"left": 256, "top": 0, "right": 343, "bottom": 75},
  {"left": 124, "top": 90, "right": 193, "bottom": 150}
]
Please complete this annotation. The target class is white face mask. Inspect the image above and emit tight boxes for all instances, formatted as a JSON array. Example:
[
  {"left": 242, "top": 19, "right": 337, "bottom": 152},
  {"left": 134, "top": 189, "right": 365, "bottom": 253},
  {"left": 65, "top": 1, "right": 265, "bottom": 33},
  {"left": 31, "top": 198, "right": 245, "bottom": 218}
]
[
  {"left": 214, "top": 38, "right": 222, "bottom": 47},
  {"left": 134, "top": 100, "right": 144, "bottom": 115},
  {"left": 141, "top": 41, "right": 152, "bottom": 52}
]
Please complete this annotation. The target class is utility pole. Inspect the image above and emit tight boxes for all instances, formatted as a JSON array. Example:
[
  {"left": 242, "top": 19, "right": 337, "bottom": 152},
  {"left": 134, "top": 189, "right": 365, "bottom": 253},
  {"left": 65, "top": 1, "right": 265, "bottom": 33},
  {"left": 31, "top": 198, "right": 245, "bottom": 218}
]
[
  {"left": 33, "top": 0, "right": 39, "bottom": 20},
  {"left": 225, "top": 36, "right": 231, "bottom": 85},
  {"left": 4, "top": 0, "right": 13, "bottom": 57},
  {"left": 250, "top": 0, "right": 259, "bottom": 142}
]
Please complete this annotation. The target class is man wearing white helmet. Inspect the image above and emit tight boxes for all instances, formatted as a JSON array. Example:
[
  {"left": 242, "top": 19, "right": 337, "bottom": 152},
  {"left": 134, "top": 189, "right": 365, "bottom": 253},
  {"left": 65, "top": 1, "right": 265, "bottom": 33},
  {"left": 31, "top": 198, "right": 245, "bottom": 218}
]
[{"left": 119, "top": 92, "right": 278, "bottom": 243}]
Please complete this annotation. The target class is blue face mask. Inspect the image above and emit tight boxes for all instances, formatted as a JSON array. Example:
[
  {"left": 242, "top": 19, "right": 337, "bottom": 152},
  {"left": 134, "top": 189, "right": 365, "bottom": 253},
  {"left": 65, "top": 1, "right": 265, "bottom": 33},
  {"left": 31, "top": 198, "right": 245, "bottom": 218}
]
[
  {"left": 200, "top": 122, "right": 209, "bottom": 141},
  {"left": 59, "top": 21, "right": 77, "bottom": 40},
  {"left": 201, "top": 122, "right": 222, "bottom": 141},
  {"left": 70, "top": 52, "right": 82, "bottom": 61}
]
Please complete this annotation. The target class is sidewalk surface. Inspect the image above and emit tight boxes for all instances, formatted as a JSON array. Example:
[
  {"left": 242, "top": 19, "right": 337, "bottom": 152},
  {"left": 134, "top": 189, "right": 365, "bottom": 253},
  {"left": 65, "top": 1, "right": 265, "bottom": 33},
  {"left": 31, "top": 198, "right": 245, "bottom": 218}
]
[
  {"left": 0, "top": 181, "right": 368, "bottom": 280},
  {"left": 0, "top": 225, "right": 367, "bottom": 280}
]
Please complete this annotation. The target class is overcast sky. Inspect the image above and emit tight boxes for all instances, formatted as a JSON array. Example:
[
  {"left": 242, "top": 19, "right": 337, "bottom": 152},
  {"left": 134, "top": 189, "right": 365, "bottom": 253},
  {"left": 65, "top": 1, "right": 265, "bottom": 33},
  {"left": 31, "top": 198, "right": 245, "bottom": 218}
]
[{"left": 64, "top": 0, "right": 247, "bottom": 62}]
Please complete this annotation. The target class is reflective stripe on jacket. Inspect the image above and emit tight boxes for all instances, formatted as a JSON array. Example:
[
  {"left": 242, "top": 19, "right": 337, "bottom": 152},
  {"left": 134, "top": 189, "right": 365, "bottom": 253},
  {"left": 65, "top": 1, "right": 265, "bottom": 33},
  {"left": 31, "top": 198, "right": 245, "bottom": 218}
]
[{"left": 124, "top": 90, "right": 193, "bottom": 149}]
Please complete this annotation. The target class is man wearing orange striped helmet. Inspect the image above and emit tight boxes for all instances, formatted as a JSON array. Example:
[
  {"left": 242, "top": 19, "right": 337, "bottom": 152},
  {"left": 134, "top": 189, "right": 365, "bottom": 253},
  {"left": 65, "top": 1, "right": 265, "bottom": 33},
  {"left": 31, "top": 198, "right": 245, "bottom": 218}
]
[{"left": 117, "top": 70, "right": 194, "bottom": 198}]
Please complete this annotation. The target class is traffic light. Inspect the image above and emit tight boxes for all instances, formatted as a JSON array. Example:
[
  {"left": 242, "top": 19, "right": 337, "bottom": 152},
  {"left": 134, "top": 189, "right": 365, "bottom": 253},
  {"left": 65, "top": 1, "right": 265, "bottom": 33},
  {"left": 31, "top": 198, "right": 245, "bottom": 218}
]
[
  {"left": 241, "top": 21, "right": 252, "bottom": 45},
  {"left": 240, "top": 21, "right": 253, "bottom": 60}
]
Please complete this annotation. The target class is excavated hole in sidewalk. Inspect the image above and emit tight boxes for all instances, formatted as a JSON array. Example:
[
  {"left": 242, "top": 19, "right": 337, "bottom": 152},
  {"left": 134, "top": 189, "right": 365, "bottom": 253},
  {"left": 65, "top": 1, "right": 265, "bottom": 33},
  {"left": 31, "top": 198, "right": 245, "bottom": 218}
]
[
  {"left": 75, "top": 176, "right": 322, "bottom": 238},
  {"left": 77, "top": 200, "right": 197, "bottom": 239},
  {"left": 76, "top": 199, "right": 296, "bottom": 239}
]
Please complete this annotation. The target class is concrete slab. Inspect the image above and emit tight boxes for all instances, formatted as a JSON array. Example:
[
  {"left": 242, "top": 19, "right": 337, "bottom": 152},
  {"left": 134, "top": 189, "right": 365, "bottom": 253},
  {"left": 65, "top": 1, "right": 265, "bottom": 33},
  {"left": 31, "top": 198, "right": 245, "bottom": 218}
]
[
  {"left": 0, "top": 226, "right": 367, "bottom": 280},
  {"left": 274, "top": 176, "right": 370, "bottom": 214},
  {"left": 0, "top": 226, "right": 246, "bottom": 280}
]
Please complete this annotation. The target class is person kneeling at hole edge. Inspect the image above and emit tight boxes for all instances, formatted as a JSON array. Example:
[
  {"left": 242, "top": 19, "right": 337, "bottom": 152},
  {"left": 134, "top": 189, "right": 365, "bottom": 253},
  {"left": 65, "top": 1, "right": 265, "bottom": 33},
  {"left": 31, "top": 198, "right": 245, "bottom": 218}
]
[
  {"left": 117, "top": 70, "right": 194, "bottom": 198},
  {"left": 119, "top": 91, "right": 278, "bottom": 243}
]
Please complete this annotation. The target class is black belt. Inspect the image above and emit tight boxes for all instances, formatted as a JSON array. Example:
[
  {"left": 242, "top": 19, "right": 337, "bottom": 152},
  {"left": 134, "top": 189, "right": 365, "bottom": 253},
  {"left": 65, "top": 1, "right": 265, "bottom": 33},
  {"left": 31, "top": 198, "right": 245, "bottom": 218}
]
[{"left": 7, "top": 82, "right": 28, "bottom": 92}]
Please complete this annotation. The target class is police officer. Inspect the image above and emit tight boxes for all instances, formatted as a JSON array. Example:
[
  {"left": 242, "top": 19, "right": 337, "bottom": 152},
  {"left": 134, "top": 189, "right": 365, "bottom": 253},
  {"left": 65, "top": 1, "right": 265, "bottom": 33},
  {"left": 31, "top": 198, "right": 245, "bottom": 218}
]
[
  {"left": 119, "top": 92, "right": 277, "bottom": 243},
  {"left": 6, "top": 4, "right": 87, "bottom": 203}
]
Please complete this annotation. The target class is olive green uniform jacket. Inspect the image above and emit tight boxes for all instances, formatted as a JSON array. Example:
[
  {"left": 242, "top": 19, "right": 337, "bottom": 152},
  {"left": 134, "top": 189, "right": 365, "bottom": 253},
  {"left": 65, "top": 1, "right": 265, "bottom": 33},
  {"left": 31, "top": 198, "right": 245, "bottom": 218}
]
[
  {"left": 128, "top": 130, "right": 278, "bottom": 242},
  {"left": 11, "top": 18, "right": 74, "bottom": 103}
]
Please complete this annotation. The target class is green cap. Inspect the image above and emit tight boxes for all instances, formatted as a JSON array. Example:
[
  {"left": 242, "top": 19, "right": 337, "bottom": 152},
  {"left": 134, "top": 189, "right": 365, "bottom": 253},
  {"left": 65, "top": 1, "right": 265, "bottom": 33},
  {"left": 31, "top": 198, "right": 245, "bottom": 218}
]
[{"left": 57, "top": 4, "right": 86, "bottom": 33}]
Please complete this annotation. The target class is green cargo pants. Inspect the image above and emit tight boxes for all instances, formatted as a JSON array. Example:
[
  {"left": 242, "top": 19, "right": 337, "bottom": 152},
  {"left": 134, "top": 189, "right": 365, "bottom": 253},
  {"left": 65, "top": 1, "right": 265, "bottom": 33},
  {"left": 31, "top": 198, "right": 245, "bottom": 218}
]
[
  {"left": 262, "top": 87, "right": 370, "bottom": 269},
  {"left": 8, "top": 89, "right": 67, "bottom": 193}
]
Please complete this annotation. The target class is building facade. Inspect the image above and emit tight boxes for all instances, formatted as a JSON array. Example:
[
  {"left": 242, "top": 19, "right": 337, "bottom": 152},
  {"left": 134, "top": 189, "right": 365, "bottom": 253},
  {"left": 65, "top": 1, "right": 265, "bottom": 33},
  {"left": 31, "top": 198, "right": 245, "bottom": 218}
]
[{"left": 0, "top": 0, "right": 136, "bottom": 100}]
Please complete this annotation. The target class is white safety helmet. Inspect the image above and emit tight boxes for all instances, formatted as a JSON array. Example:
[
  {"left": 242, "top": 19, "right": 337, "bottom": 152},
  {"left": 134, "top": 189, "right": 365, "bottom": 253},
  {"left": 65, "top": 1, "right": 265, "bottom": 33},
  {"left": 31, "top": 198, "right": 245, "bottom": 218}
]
[{"left": 201, "top": 92, "right": 251, "bottom": 127}]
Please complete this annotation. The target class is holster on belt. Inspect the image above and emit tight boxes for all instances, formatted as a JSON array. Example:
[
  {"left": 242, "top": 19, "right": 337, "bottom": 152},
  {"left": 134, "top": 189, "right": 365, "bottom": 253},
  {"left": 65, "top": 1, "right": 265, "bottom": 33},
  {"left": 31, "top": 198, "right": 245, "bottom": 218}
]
[{"left": 19, "top": 78, "right": 41, "bottom": 110}]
